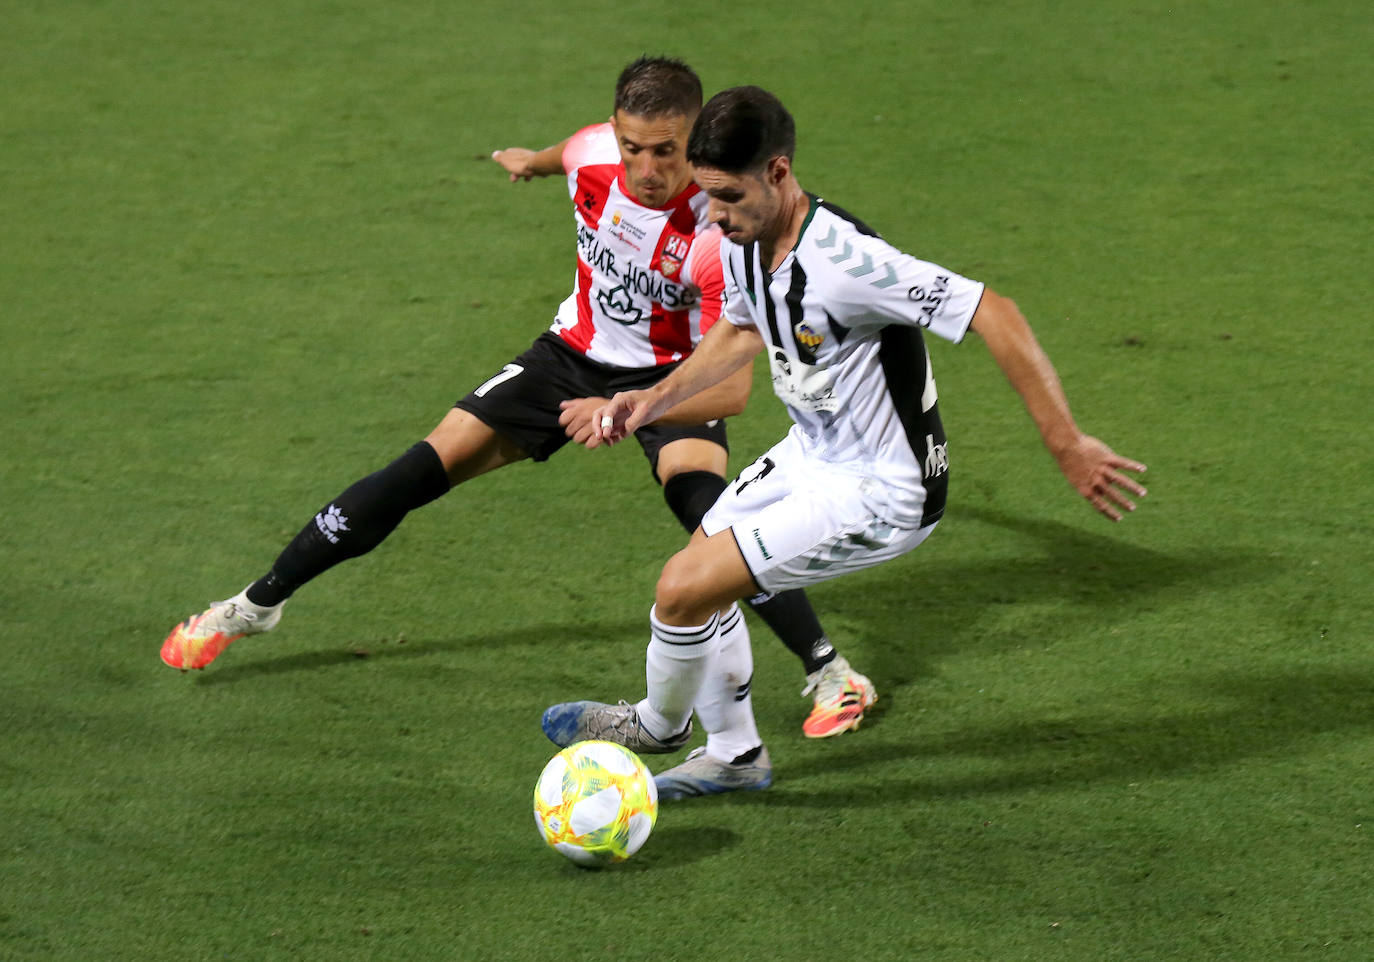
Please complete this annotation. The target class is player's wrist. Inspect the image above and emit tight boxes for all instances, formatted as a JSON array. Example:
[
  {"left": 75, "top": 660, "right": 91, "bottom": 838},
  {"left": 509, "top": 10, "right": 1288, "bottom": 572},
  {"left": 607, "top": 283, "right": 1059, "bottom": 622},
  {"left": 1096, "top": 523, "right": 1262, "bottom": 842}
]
[{"left": 1041, "top": 422, "right": 1083, "bottom": 460}]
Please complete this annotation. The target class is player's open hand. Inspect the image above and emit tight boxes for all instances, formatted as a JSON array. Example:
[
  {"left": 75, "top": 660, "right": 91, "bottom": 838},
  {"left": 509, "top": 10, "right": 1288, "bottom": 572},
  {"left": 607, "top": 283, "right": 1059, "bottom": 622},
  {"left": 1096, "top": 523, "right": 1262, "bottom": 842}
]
[
  {"left": 581, "top": 390, "right": 652, "bottom": 448},
  {"left": 1057, "top": 434, "right": 1148, "bottom": 521},
  {"left": 491, "top": 148, "right": 539, "bottom": 182},
  {"left": 558, "top": 397, "right": 612, "bottom": 448}
]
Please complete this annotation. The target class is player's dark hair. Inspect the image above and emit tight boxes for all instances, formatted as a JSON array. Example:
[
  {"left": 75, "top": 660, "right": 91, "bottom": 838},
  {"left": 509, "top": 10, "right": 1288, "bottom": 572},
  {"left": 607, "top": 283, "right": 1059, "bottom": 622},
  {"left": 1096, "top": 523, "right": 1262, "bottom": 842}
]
[
  {"left": 614, "top": 56, "right": 703, "bottom": 119},
  {"left": 686, "top": 86, "right": 796, "bottom": 173}
]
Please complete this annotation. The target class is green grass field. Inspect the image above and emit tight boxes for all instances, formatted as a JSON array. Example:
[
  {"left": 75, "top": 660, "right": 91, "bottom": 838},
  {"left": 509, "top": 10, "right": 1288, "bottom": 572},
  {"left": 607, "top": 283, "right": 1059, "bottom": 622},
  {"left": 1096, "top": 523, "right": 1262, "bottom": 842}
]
[{"left": 3, "top": 1, "right": 1372, "bottom": 959}]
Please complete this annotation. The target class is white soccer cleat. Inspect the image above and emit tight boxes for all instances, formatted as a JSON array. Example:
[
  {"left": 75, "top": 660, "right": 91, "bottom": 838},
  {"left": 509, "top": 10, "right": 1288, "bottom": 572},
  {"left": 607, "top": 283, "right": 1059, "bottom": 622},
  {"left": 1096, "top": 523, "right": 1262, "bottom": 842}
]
[{"left": 160, "top": 595, "right": 283, "bottom": 670}]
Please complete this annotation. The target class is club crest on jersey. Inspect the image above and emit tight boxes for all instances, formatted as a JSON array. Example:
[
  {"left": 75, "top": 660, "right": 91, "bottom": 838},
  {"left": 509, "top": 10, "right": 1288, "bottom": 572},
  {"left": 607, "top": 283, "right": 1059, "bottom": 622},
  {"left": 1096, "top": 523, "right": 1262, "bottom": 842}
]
[
  {"left": 658, "top": 233, "right": 690, "bottom": 279},
  {"left": 794, "top": 321, "right": 825, "bottom": 350}
]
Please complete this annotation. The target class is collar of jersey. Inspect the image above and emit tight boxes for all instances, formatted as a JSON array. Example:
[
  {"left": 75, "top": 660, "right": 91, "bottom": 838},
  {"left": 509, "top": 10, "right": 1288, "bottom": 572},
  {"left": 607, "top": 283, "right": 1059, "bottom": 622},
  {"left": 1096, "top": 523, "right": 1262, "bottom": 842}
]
[{"left": 765, "top": 193, "right": 822, "bottom": 277}]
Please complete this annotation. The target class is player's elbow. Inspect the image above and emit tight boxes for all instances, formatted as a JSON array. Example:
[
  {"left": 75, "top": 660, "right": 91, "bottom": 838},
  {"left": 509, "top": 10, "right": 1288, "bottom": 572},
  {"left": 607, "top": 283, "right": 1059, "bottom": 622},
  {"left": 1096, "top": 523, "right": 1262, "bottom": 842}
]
[
  {"left": 718, "top": 367, "right": 752, "bottom": 417},
  {"left": 720, "top": 382, "right": 750, "bottom": 417}
]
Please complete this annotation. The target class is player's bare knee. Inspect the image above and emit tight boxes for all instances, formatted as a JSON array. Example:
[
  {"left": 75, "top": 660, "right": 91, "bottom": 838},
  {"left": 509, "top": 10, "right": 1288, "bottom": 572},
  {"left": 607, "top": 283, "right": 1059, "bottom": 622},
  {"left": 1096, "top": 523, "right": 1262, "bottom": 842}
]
[
  {"left": 427, "top": 409, "right": 525, "bottom": 484},
  {"left": 654, "top": 552, "right": 713, "bottom": 625}
]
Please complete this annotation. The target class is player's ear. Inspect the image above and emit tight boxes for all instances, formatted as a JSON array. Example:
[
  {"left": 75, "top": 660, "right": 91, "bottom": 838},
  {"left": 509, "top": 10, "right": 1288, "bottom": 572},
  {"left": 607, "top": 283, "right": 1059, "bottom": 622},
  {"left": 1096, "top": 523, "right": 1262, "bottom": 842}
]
[{"left": 766, "top": 154, "right": 790, "bottom": 187}]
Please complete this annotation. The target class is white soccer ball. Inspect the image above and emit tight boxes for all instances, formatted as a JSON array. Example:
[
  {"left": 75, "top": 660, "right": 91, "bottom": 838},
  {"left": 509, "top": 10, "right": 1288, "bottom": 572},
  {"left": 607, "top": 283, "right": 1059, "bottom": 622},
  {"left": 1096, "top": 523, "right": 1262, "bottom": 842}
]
[{"left": 533, "top": 740, "right": 658, "bottom": 867}]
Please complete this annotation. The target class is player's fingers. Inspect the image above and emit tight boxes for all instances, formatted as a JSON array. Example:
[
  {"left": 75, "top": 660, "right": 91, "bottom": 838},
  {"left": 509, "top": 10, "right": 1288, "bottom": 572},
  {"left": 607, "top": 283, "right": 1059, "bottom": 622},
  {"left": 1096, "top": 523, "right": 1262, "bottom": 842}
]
[
  {"left": 1110, "top": 456, "right": 1148, "bottom": 476},
  {"left": 1112, "top": 472, "right": 1148, "bottom": 497},
  {"left": 1104, "top": 485, "right": 1138, "bottom": 514},
  {"left": 1090, "top": 494, "right": 1123, "bottom": 522}
]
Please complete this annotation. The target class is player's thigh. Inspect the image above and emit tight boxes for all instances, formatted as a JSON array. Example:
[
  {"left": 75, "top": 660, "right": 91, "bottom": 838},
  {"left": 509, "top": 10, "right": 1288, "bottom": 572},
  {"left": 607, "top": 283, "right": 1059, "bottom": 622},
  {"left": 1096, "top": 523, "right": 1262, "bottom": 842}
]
[
  {"left": 635, "top": 419, "right": 729, "bottom": 484},
  {"left": 453, "top": 335, "right": 613, "bottom": 466},
  {"left": 708, "top": 454, "right": 937, "bottom": 593},
  {"left": 655, "top": 527, "right": 760, "bottom": 626},
  {"left": 424, "top": 408, "right": 528, "bottom": 484},
  {"left": 653, "top": 437, "right": 729, "bottom": 484},
  {"left": 699, "top": 433, "right": 802, "bottom": 535},
  {"left": 748, "top": 491, "right": 936, "bottom": 593}
]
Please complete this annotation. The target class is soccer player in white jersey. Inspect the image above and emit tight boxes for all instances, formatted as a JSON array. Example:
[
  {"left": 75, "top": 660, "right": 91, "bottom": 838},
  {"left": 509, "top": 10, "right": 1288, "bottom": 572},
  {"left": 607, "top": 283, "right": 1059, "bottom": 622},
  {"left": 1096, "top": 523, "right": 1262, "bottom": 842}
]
[
  {"left": 541, "top": 86, "right": 1148, "bottom": 798},
  {"left": 160, "top": 61, "right": 877, "bottom": 739}
]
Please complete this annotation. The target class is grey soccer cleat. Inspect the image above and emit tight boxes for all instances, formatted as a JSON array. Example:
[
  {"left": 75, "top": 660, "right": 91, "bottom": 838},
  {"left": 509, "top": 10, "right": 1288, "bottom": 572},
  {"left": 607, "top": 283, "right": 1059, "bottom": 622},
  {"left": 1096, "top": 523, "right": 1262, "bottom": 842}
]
[
  {"left": 540, "top": 700, "right": 692, "bottom": 754},
  {"left": 654, "top": 745, "right": 772, "bottom": 800}
]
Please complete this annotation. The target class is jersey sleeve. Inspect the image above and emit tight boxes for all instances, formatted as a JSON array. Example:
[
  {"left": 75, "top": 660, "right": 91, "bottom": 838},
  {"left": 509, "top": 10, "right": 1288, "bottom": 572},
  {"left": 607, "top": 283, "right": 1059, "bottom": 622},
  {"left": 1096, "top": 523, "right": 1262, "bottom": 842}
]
[
  {"left": 822, "top": 230, "right": 984, "bottom": 344},
  {"left": 561, "top": 123, "right": 619, "bottom": 194},
  {"left": 681, "top": 227, "right": 726, "bottom": 333},
  {"left": 715, "top": 245, "right": 755, "bottom": 330}
]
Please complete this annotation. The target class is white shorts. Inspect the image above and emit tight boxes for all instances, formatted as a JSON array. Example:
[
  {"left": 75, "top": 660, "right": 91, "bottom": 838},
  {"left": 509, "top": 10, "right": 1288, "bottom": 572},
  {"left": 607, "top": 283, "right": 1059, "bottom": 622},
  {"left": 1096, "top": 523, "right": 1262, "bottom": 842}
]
[{"left": 701, "top": 431, "right": 938, "bottom": 593}]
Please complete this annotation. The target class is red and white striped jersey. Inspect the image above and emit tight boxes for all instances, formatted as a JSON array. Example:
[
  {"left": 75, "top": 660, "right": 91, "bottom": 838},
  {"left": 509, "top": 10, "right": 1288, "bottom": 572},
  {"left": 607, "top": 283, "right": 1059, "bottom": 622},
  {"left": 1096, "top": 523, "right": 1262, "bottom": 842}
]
[{"left": 549, "top": 123, "right": 724, "bottom": 368}]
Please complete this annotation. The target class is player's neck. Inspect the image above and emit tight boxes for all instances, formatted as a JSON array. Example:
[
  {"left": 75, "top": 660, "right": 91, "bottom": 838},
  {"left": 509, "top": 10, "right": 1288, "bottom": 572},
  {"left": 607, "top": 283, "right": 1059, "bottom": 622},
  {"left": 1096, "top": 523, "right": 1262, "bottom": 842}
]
[{"left": 761, "top": 180, "right": 810, "bottom": 273}]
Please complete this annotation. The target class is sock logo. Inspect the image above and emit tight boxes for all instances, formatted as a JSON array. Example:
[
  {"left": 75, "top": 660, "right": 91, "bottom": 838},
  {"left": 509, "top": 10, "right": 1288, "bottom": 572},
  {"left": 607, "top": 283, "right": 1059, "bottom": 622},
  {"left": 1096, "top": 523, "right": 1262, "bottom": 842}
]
[{"left": 314, "top": 504, "right": 350, "bottom": 544}]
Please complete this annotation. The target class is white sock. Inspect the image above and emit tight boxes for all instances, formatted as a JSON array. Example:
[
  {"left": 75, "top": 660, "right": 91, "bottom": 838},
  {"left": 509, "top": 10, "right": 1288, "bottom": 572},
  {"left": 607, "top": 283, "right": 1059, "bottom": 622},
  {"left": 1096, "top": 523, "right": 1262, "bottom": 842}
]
[
  {"left": 697, "top": 604, "right": 762, "bottom": 762},
  {"left": 638, "top": 605, "right": 719, "bottom": 740},
  {"left": 228, "top": 586, "right": 279, "bottom": 617}
]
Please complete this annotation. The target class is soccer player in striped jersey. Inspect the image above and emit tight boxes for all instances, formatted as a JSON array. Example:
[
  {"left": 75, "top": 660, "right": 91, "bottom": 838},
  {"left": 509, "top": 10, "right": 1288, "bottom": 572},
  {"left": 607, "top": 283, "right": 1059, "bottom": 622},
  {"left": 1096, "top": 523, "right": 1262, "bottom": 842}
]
[
  {"left": 542, "top": 86, "right": 1148, "bottom": 798},
  {"left": 160, "top": 61, "right": 876, "bottom": 739}
]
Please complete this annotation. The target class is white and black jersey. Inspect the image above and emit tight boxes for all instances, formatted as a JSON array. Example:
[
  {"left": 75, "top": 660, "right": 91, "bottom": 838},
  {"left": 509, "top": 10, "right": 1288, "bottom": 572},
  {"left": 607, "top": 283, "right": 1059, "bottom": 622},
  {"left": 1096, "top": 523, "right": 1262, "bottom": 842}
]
[{"left": 720, "top": 195, "right": 985, "bottom": 527}]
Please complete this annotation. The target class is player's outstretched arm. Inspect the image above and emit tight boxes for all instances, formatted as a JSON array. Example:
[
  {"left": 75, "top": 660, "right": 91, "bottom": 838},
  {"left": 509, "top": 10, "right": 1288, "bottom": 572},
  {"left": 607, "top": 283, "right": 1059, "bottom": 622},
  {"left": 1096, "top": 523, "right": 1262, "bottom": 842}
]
[
  {"left": 558, "top": 365, "right": 751, "bottom": 449},
  {"left": 969, "top": 289, "right": 1147, "bottom": 521},
  {"left": 585, "top": 322, "right": 765, "bottom": 447},
  {"left": 491, "top": 137, "right": 572, "bottom": 182}
]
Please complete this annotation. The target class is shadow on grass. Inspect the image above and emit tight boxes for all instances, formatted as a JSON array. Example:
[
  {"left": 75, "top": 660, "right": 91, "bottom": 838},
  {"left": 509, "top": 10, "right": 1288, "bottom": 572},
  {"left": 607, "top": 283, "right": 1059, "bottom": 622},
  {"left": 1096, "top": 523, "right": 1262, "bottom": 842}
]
[
  {"left": 194, "top": 506, "right": 1236, "bottom": 691},
  {"left": 191, "top": 617, "right": 646, "bottom": 686},
  {"left": 823, "top": 504, "right": 1269, "bottom": 692},
  {"left": 614, "top": 826, "right": 741, "bottom": 870},
  {"left": 761, "top": 664, "right": 1374, "bottom": 806}
]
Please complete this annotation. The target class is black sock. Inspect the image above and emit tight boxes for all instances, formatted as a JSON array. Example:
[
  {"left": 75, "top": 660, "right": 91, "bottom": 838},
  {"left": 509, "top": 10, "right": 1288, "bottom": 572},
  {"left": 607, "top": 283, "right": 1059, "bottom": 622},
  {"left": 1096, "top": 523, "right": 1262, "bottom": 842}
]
[
  {"left": 745, "top": 589, "right": 836, "bottom": 676},
  {"left": 245, "top": 442, "right": 450, "bottom": 606},
  {"left": 662, "top": 470, "right": 727, "bottom": 534}
]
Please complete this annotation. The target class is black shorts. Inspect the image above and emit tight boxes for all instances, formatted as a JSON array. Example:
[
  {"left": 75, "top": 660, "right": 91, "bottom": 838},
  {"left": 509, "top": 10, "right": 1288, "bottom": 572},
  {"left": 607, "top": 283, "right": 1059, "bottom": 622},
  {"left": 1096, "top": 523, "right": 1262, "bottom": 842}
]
[{"left": 454, "top": 332, "right": 728, "bottom": 476}]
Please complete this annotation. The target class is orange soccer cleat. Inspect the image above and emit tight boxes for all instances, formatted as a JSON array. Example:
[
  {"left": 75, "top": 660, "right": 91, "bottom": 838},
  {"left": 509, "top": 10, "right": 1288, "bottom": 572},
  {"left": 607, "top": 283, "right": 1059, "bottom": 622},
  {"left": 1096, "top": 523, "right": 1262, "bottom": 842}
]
[
  {"left": 800, "top": 656, "right": 878, "bottom": 738},
  {"left": 160, "top": 597, "right": 282, "bottom": 670}
]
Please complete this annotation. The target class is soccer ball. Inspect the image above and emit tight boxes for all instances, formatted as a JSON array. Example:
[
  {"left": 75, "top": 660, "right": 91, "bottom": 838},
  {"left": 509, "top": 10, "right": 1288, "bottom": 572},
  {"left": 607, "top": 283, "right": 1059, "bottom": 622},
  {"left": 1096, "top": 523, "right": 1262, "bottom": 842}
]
[{"left": 533, "top": 740, "right": 658, "bottom": 867}]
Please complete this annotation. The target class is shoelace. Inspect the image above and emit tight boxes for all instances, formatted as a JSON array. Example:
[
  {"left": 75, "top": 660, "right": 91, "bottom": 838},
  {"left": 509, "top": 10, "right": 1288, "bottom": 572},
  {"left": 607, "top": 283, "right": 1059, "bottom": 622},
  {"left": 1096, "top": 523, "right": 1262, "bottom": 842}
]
[
  {"left": 801, "top": 665, "right": 852, "bottom": 702},
  {"left": 591, "top": 701, "right": 642, "bottom": 739},
  {"left": 199, "top": 601, "right": 258, "bottom": 635}
]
